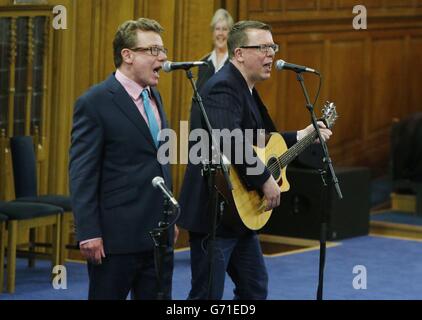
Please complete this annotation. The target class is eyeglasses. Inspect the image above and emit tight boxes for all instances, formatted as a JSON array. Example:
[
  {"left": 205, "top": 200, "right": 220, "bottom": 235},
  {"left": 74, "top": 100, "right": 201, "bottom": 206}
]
[
  {"left": 129, "top": 46, "right": 168, "bottom": 56},
  {"left": 239, "top": 44, "right": 279, "bottom": 54}
]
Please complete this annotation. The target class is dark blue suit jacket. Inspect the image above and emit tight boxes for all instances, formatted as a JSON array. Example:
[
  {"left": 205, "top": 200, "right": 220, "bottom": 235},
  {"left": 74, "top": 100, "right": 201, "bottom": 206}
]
[
  {"left": 69, "top": 74, "right": 172, "bottom": 254},
  {"left": 195, "top": 52, "right": 229, "bottom": 93},
  {"left": 178, "top": 62, "right": 297, "bottom": 234}
]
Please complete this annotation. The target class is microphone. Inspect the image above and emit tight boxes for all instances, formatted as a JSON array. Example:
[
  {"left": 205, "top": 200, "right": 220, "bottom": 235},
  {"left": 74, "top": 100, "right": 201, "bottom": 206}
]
[
  {"left": 163, "top": 60, "right": 208, "bottom": 72},
  {"left": 152, "top": 176, "right": 179, "bottom": 208},
  {"left": 275, "top": 59, "right": 319, "bottom": 75}
]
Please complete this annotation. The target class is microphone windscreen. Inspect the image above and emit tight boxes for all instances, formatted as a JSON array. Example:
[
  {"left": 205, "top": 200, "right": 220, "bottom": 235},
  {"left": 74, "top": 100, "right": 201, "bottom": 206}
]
[
  {"left": 162, "top": 61, "right": 172, "bottom": 73},
  {"left": 275, "top": 59, "right": 285, "bottom": 71},
  {"left": 152, "top": 176, "right": 164, "bottom": 188}
]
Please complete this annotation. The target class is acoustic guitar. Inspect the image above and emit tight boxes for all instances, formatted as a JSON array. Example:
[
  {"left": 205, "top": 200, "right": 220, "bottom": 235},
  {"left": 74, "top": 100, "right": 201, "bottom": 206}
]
[{"left": 216, "top": 102, "right": 338, "bottom": 230}]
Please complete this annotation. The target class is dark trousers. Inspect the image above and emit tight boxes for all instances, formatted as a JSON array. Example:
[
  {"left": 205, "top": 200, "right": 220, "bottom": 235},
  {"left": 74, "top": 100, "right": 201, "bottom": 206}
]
[
  {"left": 87, "top": 248, "right": 174, "bottom": 300},
  {"left": 188, "top": 232, "right": 268, "bottom": 300}
]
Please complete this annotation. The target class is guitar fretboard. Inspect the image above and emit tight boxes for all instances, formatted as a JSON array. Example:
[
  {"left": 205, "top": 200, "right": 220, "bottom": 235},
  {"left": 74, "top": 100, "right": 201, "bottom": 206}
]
[{"left": 268, "top": 130, "right": 319, "bottom": 176}]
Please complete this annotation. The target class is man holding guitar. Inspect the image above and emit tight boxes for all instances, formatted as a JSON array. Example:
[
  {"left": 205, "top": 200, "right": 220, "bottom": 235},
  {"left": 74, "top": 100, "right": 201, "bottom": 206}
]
[{"left": 178, "top": 20, "right": 333, "bottom": 300}]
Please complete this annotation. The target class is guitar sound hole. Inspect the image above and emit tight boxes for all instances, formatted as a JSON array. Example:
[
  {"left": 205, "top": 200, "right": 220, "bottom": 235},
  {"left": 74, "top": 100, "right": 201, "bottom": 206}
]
[{"left": 267, "top": 157, "right": 281, "bottom": 180}]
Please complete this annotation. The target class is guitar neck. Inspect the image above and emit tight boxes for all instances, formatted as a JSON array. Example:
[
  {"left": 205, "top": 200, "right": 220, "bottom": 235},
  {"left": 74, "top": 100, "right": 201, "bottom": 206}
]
[{"left": 278, "top": 130, "right": 318, "bottom": 168}]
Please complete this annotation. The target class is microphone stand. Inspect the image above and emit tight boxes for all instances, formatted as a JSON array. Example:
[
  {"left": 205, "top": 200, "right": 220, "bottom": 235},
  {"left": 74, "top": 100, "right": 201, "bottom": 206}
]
[
  {"left": 185, "top": 69, "right": 233, "bottom": 300},
  {"left": 150, "top": 198, "right": 179, "bottom": 300},
  {"left": 295, "top": 72, "right": 343, "bottom": 300}
]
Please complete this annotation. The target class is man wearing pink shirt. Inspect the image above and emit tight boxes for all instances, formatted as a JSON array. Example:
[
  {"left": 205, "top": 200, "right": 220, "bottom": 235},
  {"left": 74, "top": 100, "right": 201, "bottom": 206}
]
[{"left": 69, "top": 18, "right": 176, "bottom": 300}]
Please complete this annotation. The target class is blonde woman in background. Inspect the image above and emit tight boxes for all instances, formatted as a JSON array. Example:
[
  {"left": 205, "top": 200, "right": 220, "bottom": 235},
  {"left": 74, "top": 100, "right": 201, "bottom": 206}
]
[{"left": 195, "top": 8, "right": 234, "bottom": 92}]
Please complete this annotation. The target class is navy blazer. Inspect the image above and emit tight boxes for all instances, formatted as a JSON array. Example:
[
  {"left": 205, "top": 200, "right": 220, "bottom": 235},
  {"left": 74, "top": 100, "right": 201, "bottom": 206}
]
[
  {"left": 69, "top": 74, "right": 173, "bottom": 254},
  {"left": 178, "top": 62, "right": 297, "bottom": 234},
  {"left": 195, "top": 53, "right": 229, "bottom": 93}
]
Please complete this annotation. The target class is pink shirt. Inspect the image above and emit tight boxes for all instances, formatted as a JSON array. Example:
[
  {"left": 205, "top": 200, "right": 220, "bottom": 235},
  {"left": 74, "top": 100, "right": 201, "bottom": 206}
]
[
  {"left": 80, "top": 70, "right": 162, "bottom": 245},
  {"left": 115, "top": 69, "right": 162, "bottom": 130}
]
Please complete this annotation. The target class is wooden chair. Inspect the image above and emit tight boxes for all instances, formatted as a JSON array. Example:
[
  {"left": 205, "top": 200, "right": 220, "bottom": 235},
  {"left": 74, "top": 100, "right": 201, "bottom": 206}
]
[
  {"left": 0, "top": 201, "right": 62, "bottom": 293},
  {"left": 10, "top": 136, "right": 75, "bottom": 265}
]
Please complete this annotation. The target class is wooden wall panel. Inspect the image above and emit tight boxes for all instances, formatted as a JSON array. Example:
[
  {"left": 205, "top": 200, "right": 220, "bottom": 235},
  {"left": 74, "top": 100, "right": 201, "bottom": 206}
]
[
  {"left": 329, "top": 40, "right": 365, "bottom": 148},
  {"left": 285, "top": 0, "right": 316, "bottom": 11},
  {"left": 320, "top": 0, "right": 335, "bottom": 9},
  {"left": 409, "top": 36, "right": 422, "bottom": 114},
  {"left": 337, "top": 0, "right": 383, "bottom": 9},
  {"left": 280, "top": 41, "right": 324, "bottom": 130},
  {"left": 267, "top": 0, "right": 283, "bottom": 11},
  {"left": 241, "top": 0, "right": 422, "bottom": 22},
  {"left": 247, "top": 0, "right": 264, "bottom": 12},
  {"left": 370, "top": 38, "right": 404, "bottom": 133},
  {"left": 72, "top": 0, "right": 94, "bottom": 98},
  {"left": 48, "top": 0, "right": 75, "bottom": 194},
  {"left": 384, "top": 0, "right": 411, "bottom": 9}
]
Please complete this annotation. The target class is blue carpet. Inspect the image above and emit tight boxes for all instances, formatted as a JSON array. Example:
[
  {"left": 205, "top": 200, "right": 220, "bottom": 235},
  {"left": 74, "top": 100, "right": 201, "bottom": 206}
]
[
  {"left": 371, "top": 211, "right": 422, "bottom": 226},
  {"left": 2, "top": 236, "right": 422, "bottom": 300}
]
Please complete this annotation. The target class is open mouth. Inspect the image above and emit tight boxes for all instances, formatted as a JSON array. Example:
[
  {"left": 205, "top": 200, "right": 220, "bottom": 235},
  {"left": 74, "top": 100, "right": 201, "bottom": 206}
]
[
  {"left": 263, "top": 62, "right": 272, "bottom": 70},
  {"left": 153, "top": 66, "right": 161, "bottom": 76}
]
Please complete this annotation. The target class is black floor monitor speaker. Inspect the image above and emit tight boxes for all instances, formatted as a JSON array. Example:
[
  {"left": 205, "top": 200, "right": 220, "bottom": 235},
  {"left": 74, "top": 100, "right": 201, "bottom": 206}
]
[{"left": 262, "top": 166, "right": 370, "bottom": 240}]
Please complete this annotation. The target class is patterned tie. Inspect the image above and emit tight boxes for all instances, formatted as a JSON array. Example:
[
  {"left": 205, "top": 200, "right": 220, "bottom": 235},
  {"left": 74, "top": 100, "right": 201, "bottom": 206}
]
[{"left": 141, "top": 89, "right": 160, "bottom": 147}]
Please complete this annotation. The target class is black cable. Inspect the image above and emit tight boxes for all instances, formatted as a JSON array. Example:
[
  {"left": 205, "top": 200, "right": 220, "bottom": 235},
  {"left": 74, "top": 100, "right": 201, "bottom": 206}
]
[{"left": 313, "top": 73, "right": 323, "bottom": 107}]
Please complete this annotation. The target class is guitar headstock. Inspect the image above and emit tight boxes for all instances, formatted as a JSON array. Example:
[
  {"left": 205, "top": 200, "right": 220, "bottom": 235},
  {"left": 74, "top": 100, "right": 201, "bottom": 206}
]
[{"left": 320, "top": 101, "right": 338, "bottom": 129}]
